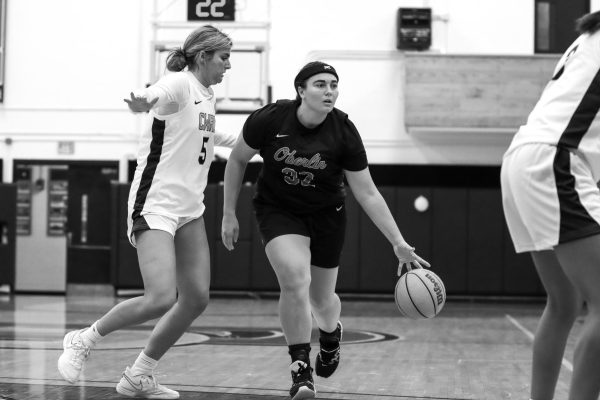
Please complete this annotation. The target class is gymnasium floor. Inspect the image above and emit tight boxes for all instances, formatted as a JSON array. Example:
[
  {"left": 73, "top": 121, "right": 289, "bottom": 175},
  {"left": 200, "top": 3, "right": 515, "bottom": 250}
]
[{"left": 0, "top": 292, "right": 581, "bottom": 400}]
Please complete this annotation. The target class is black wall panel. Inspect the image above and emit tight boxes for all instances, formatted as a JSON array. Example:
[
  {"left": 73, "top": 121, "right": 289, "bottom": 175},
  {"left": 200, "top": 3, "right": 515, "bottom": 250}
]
[
  {"left": 503, "top": 225, "right": 544, "bottom": 295},
  {"left": 395, "top": 187, "right": 433, "bottom": 263},
  {"left": 107, "top": 164, "right": 543, "bottom": 297},
  {"left": 358, "top": 186, "right": 397, "bottom": 293},
  {"left": 213, "top": 184, "right": 254, "bottom": 289},
  {"left": 203, "top": 184, "right": 219, "bottom": 241},
  {"left": 467, "top": 188, "right": 504, "bottom": 294},
  {"left": 0, "top": 184, "right": 16, "bottom": 287},
  {"left": 203, "top": 184, "right": 218, "bottom": 286},
  {"left": 250, "top": 222, "right": 277, "bottom": 290},
  {"left": 431, "top": 188, "right": 468, "bottom": 294},
  {"left": 110, "top": 183, "right": 142, "bottom": 288},
  {"left": 337, "top": 190, "right": 360, "bottom": 292},
  {"left": 214, "top": 241, "right": 252, "bottom": 289}
]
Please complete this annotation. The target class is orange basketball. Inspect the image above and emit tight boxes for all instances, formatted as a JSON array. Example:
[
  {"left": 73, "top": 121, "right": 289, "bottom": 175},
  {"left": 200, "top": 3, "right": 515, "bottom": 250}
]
[{"left": 395, "top": 269, "right": 446, "bottom": 319}]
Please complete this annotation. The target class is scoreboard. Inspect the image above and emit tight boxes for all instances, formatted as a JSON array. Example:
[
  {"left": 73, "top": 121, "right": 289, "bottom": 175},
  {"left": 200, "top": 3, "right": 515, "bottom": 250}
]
[{"left": 188, "top": 0, "right": 235, "bottom": 21}]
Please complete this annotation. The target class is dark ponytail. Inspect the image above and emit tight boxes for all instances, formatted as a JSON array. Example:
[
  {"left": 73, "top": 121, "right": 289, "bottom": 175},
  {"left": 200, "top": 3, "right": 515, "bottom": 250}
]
[
  {"left": 576, "top": 11, "right": 600, "bottom": 34},
  {"left": 165, "top": 48, "right": 189, "bottom": 72}
]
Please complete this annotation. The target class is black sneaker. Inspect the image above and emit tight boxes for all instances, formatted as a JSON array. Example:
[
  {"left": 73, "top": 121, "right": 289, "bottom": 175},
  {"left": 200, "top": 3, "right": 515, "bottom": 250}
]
[
  {"left": 315, "top": 321, "right": 343, "bottom": 378},
  {"left": 289, "top": 360, "right": 315, "bottom": 400}
]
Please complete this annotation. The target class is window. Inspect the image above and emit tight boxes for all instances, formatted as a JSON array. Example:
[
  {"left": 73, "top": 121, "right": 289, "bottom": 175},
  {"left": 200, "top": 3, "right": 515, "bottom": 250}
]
[
  {"left": 535, "top": 0, "right": 589, "bottom": 54},
  {"left": 535, "top": 2, "right": 551, "bottom": 52}
]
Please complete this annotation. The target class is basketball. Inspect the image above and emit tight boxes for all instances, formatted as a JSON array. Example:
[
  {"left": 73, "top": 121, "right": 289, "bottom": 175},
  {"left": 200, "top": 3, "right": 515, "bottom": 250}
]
[{"left": 395, "top": 269, "right": 446, "bottom": 319}]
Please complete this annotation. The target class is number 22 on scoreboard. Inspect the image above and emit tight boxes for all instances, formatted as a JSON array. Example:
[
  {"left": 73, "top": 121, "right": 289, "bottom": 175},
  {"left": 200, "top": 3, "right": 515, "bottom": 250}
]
[{"left": 195, "top": 0, "right": 227, "bottom": 18}]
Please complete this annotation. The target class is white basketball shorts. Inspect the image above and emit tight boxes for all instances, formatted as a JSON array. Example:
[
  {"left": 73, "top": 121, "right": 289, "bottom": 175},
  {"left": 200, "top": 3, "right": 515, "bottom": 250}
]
[
  {"left": 126, "top": 210, "right": 199, "bottom": 247},
  {"left": 501, "top": 143, "right": 600, "bottom": 253}
]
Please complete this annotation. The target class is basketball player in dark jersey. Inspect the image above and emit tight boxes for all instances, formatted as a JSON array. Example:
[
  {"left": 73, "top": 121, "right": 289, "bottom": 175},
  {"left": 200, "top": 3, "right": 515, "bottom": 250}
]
[
  {"left": 221, "top": 61, "right": 429, "bottom": 400},
  {"left": 502, "top": 11, "right": 600, "bottom": 400}
]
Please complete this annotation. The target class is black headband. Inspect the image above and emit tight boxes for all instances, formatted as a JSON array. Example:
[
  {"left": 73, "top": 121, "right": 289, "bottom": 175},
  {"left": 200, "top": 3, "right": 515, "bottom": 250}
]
[{"left": 294, "top": 62, "right": 339, "bottom": 92}]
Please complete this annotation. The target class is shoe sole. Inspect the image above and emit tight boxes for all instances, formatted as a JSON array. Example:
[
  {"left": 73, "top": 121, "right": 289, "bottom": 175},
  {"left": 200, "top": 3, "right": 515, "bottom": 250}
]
[
  {"left": 116, "top": 379, "right": 180, "bottom": 399},
  {"left": 291, "top": 386, "right": 316, "bottom": 400},
  {"left": 116, "top": 385, "right": 179, "bottom": 399},
  {"left": 116, "top": 384, "right": 136, "bottom": 398}
]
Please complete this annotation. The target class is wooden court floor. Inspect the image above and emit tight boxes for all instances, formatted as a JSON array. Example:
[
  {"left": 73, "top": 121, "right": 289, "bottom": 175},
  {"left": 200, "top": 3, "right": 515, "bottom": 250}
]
[{"left": 0, "top": 292, "right": 583, "bottom": 400}]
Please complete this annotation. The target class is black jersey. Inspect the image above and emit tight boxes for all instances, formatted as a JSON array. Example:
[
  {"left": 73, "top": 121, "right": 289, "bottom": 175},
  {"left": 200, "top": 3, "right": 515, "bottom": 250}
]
[{"left": 243, "top": 99, "right": 368, "bottom": 214}]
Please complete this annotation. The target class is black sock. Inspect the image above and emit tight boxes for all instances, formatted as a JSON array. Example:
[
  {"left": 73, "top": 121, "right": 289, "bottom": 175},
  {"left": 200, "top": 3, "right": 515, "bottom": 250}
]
[
  {"left": 288, "top": 343, "right": 311, "bottom": 365},
  {"left": 319, "top": 328, "right": 339, "bottom": 351}
]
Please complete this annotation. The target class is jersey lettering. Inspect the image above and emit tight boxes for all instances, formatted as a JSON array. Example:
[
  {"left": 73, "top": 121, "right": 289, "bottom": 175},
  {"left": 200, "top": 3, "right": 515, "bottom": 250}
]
[
  {"left": 273, "top": 147, "right": 327, "bottom": 170},
  {"left": 198, "top": 112, "right": 216, "bottom": 132}
]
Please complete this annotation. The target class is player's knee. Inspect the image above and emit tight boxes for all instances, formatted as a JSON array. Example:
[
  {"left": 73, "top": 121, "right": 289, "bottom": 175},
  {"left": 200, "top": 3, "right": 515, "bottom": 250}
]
[
  {"left": 144, "top": 292, "right": 177, "bottom": 317},
  {"left": 154, "top": 298, "right": 177, "bottom": 316},
  {"left": 546, "top": 295, "right": 580, "bottom": 322},
  {"left": 309, "top": 292, "right": 338, "bottom": 311},
  {"left": 181, "top": 291, "right": 210, "bottom": 315},
  {"left": 278, "top": 268, "right": 311, "bottom": 297}
]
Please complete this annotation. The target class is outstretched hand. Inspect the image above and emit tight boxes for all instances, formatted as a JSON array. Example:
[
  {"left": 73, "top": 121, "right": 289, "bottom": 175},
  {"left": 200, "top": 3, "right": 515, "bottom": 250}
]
[
  {"left": 394, "top": 242, "right": 430, "bottom": 276},
  {"left": 124, "top": 92, "right": 158, "bottom": 113}
]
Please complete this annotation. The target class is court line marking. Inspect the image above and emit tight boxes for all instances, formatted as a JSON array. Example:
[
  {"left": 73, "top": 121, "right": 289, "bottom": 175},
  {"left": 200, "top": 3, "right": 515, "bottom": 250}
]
[
  {"left": 0, "top": 379, "right": 473, "bottom": 400},
  {"left": 505, "top": 314, "right": 573, "bottom": 372}
]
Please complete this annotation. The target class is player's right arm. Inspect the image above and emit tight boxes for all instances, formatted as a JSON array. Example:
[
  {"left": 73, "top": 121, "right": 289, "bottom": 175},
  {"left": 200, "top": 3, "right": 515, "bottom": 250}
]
[
  {"left": 124, "top": 92, "right": 158, "bottom": 113},
  {"left": 221, "top": 134, "right": 259, "bottom": 250},
  {"left": 345, "top": 167, "right": 430, "bottom": 274},
  {"left": 124, "top": 73, "right": 189, "bottom": 115}
]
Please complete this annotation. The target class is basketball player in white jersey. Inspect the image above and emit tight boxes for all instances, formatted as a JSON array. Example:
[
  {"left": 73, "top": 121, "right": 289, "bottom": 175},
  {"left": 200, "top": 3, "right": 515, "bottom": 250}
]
[
  {"left": 501, "top": 11, "right": 600, "bottom": 400},
  {"left": 57, "top": 26, "right": 237, "bottom": 399}
]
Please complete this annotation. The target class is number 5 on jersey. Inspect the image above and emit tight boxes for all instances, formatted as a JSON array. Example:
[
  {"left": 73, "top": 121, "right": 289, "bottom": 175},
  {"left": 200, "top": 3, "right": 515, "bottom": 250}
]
[{"left": 198, "top": 137, "right": 209, "bottom": 165}]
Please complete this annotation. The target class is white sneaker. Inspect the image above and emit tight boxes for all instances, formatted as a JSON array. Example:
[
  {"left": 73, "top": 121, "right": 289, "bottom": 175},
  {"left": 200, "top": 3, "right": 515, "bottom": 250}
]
[
  {"left": 57, "top": 329, "right": 91, "bottom": 384},
  {"left": 116, "top": 366, "right": 180, "bottom": 399}
]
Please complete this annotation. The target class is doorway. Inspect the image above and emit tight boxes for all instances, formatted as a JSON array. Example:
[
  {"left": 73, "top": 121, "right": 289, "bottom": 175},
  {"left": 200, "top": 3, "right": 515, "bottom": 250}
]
[
  {"left": 12, "top": 160, "right": 118, "bottom": 292},
  {"left": 66, "top": 162, "right": 118, "bottom": 283}
]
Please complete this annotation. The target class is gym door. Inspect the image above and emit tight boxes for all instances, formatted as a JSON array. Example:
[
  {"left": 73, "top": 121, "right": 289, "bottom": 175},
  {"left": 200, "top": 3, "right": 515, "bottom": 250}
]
[{"left": 66, "top": 162, "right": 118, "bottom": 283}]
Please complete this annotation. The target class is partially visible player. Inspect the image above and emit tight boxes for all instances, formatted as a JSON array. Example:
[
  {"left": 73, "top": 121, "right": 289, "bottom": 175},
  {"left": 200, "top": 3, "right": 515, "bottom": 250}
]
[
  {"left": 221, "top": 61, "right": 429, "bottom": 400},
  {"left": 57, "top": 25, "right": 237, "bottom": 399},
  {"left": 501, "top": 11, "right": 600, "bottom": 400}
]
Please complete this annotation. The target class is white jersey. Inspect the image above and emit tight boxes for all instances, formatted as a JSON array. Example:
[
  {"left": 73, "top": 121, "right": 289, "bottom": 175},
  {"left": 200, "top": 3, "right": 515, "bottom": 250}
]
[
  {"left": 128, "top": 71, "right": 237, "bottom": 218},
  {"left": 506, "top": 31, "right": 600, "bottom": 180}
]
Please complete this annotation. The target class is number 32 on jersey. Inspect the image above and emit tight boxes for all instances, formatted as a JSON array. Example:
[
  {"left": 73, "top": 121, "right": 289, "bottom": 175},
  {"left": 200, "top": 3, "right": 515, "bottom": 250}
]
[{"left": 282, "top": 168, "right": 315, "bottom": 187}]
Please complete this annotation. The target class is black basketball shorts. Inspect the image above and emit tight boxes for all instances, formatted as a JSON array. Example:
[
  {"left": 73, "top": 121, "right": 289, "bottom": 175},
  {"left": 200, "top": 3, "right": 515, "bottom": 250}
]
[{"left": 254, "top": 201, "right": 347, "bottom": 269}]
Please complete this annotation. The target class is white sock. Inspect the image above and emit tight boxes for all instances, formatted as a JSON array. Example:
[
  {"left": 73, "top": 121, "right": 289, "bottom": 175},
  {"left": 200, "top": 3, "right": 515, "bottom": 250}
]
[
  {"left": 79, "top": 321, "right": 104, "bottom": 347},
  {"left": 130, "top": 351, "right": 158, "bottom": 376}
]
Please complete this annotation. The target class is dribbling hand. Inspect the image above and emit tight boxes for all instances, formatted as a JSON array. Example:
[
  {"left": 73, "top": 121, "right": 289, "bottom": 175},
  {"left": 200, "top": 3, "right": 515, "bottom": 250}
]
[
  {"left": 394, "top": 242, "right": 430, "bottom": 276},
  {"left": 124, "top": 92, "right": 158, "bottom": 113}
]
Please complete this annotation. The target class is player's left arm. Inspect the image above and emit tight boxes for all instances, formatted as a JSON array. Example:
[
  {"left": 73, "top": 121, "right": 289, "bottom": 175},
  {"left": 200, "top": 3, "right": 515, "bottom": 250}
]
[
  {"left": 214, "top": 129, "right": 240, "bottom": 148},
  {"left": 345, "top": 168, "right": 430, "bottom": 273}
]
